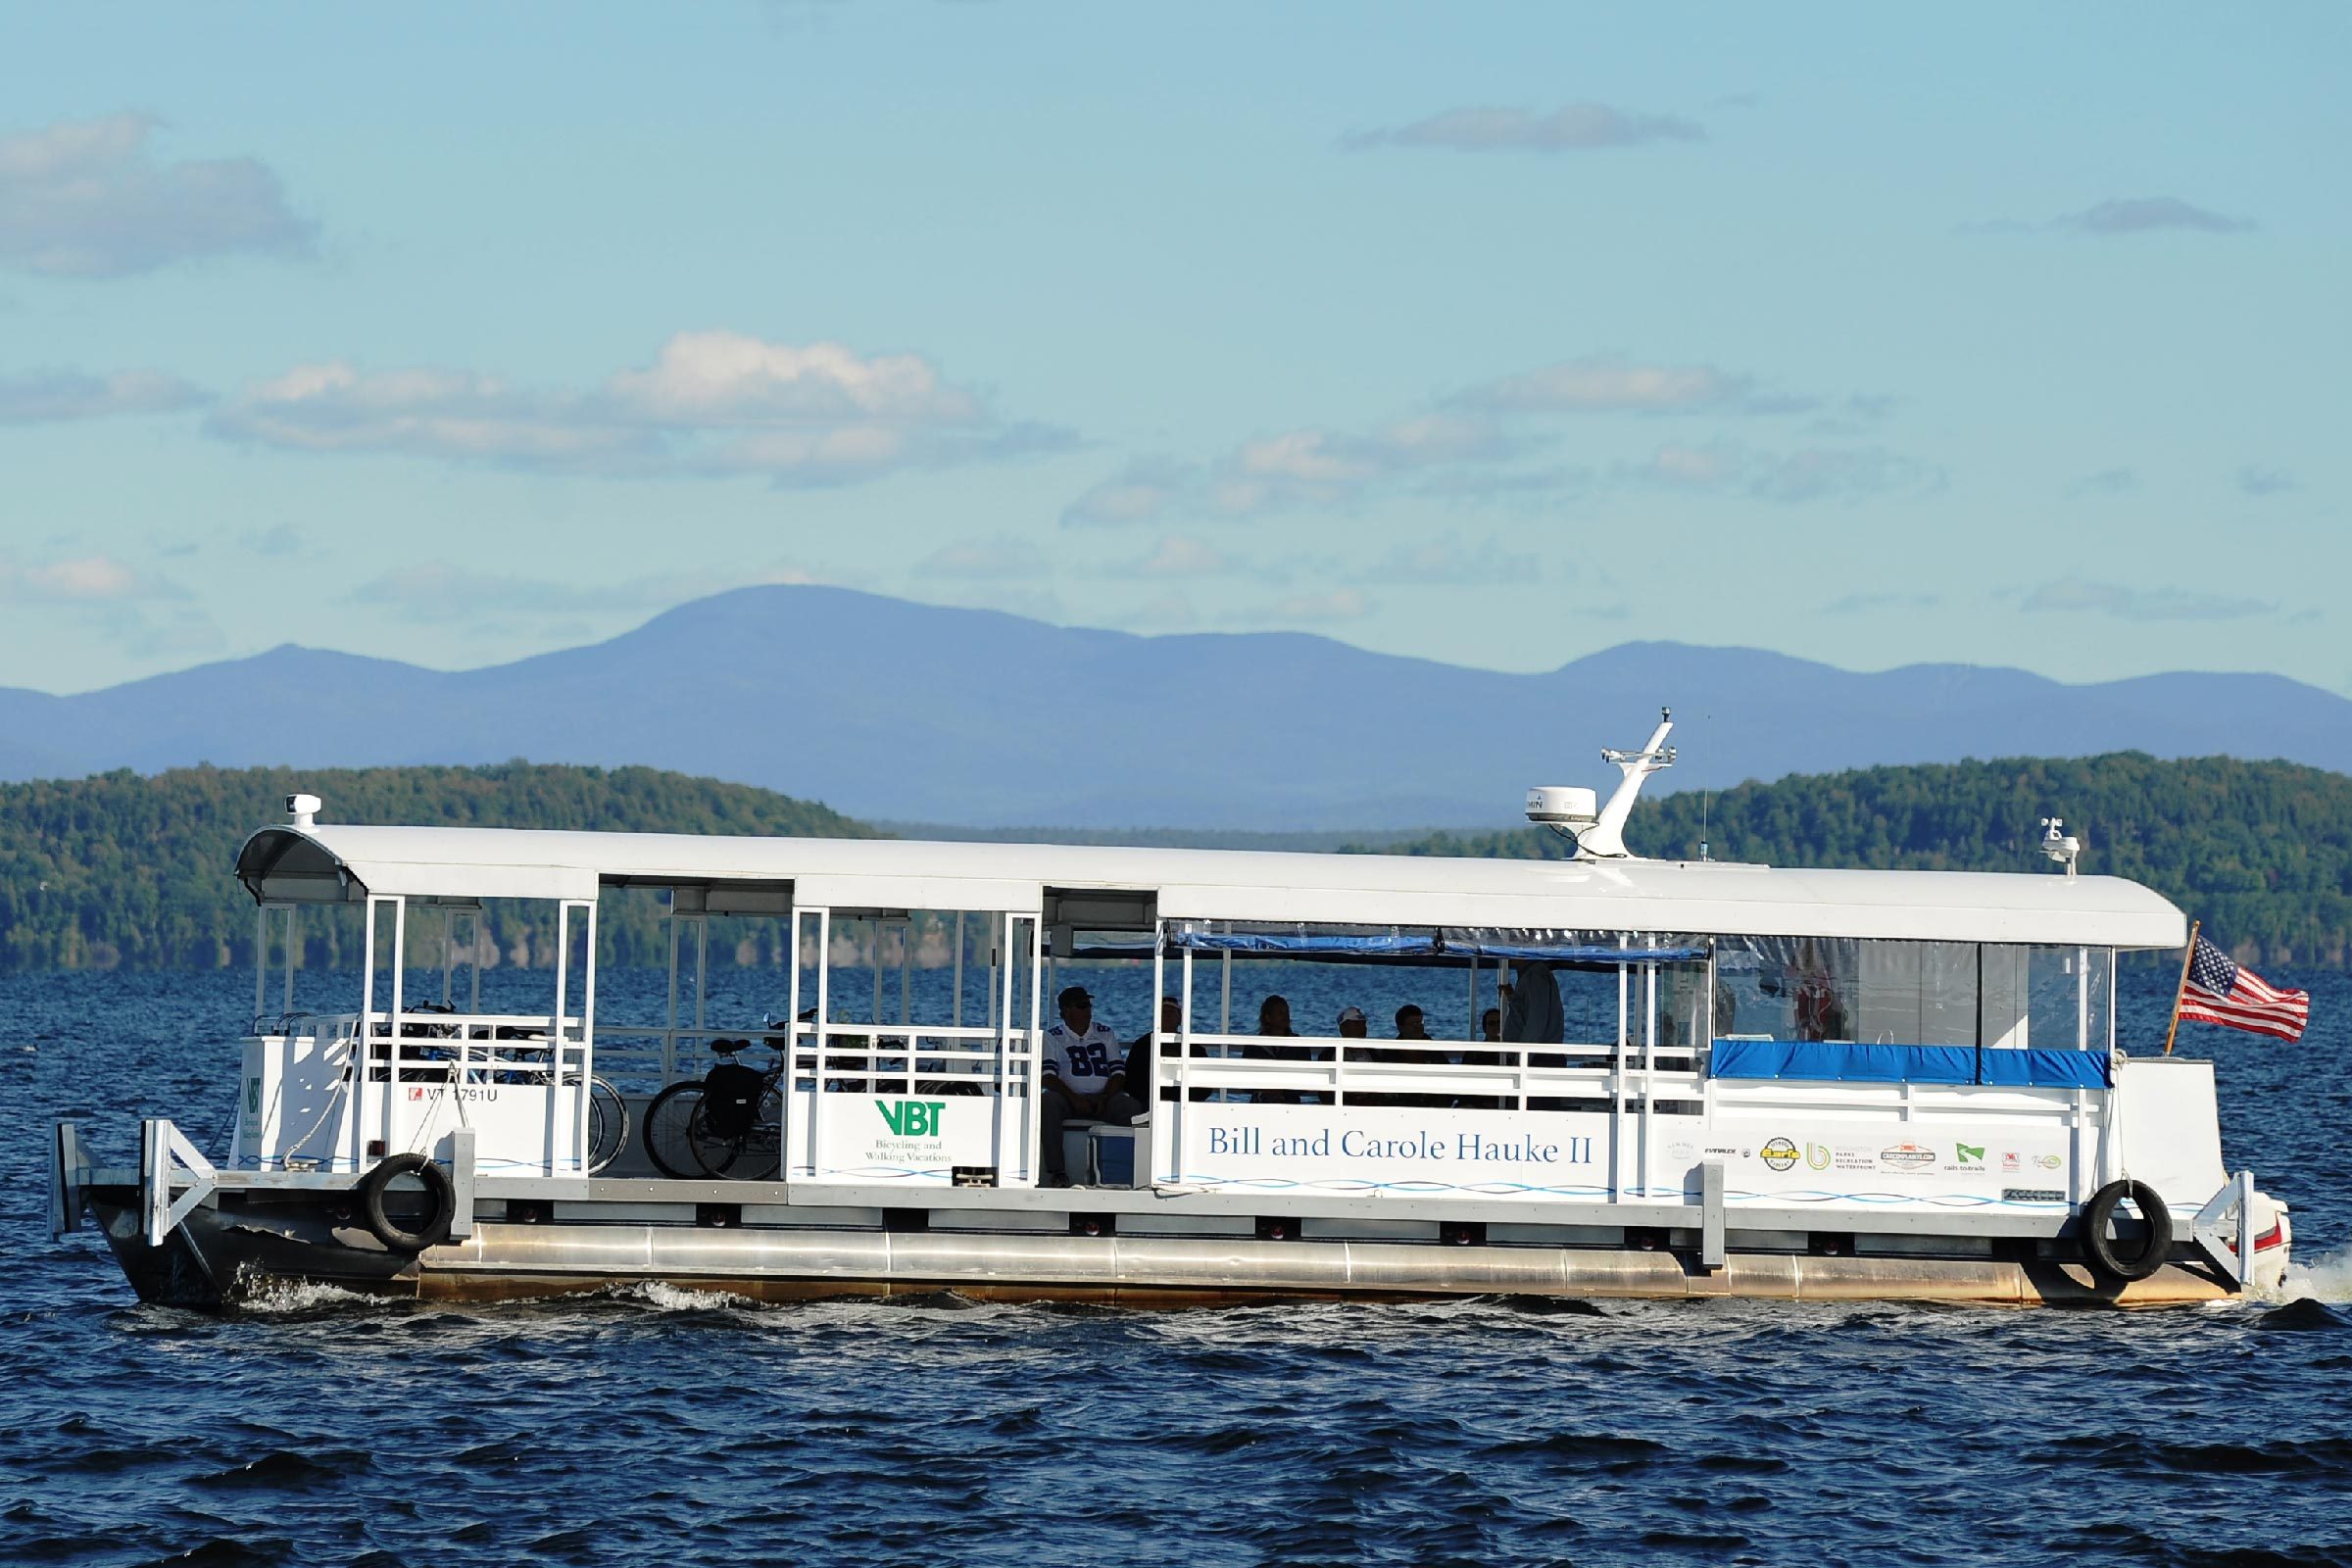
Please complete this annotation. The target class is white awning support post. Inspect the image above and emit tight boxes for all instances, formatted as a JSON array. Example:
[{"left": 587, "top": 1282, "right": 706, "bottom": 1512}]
[
  {"left": 140, "top": 1117, "right": 217, "bottom": 1248},
  {"left": 2189, "top": 1169, "right": 2260, "bottom": 1290}
]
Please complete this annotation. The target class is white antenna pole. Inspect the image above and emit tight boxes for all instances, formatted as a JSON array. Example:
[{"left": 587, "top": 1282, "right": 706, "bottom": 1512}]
[{"left": 1580, "top": 708, "right": 1676, "bottom": 859}]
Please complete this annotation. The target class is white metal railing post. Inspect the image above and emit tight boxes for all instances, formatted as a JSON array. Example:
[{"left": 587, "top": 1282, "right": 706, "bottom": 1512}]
[
  {"left": 695, "top": 916, "right": 709, "bottom": 1040},
  {"left": 577, "top": 900, "right": 598, "bottom": 1175},
  {"left": 1150, "top": 921, "right": 1165, "bottom": 1119},
  {"left": 2077, "top": 945, "right": 2089, "bottom": 1053},
  {"left": 953, "top": 911, "right": 965, "bottom": 1029},
  {"left": 1220, "top": 945, "right": 1231, "bottom": 1034},
  {"left": 550, "top": 902, "right": 568, "bottom": 1172},
  {"left": 786, "top": 906, "right": 807, "bottom": 1176},
  {"left": 664, "top": 909, "right": 680, "bottom": 1083},
  {"left": 811, "top": 907, "right": 831, "bottom": 1176},
  {"left": 357, "top": 898, "right": 377, "bottom": 1169},
  {"left": 1642, "top": 959, "right": 1657, "bottom": 1200},
  {"left": 995, "top": 911, "right": 1011, "bottom": 1177},
  {"left": 285, "top": 906, "right": 299, "bottom": 1017},
  {"left": 254, "top": 904, "right": 269, "bottom": 1024},
  {"left": 1025, "top": 913, "right": 1043, "bottom": 1183},
  {"left": 1175, "top": 944, "right": 1194, "bottom": 1178},
  {"left": 1607, "top": 952, "right": 1626, "bottom": 1200},
  {"left": 386, "top": 897, "right": 407, "bottom": 1159}
]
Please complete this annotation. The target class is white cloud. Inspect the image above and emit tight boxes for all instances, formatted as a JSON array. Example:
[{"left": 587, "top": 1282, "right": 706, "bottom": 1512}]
[
  {"left": 0, "top": 114, "right": 313, "bottom": 277},
  {"left": 606, "top": 331, "right": 980, "bottom": 426},
  {"left": 0, "top": 368, "right": 204, "bottom": 423},
  {"left": 1456, "top": 358, "right": 1793, "bottom": 415},
  {"left": 1622, "top": 440, "right": 1941, "bottom": 503},
  {"left": 1063, "top": 414, "right": 1512, "bottom": 526},
  {"left": 0, "top": 553, "right": 182, "bottom": 602},
  {"left": 1345, "top": 102, "right": 1702, "bottom": 153},
  {"left": 2020, "top": 577, "right": 2277, "bottom": 622},
  {"left": 208, "top": 332, "right": 1063, "bottom": 486}
]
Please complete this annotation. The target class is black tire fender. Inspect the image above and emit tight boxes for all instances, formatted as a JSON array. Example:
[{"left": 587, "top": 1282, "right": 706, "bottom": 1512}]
[
  {"left": 2081, "top": 1178, "right": 2173, "bottom": 1283},
  {"left": 355, "top": 1152, "right": 455, "bottom": 1253}
]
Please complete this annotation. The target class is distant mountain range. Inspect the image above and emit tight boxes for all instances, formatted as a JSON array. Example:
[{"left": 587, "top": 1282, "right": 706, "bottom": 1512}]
[{"left": 6, "top": 586, "right": 2349, "bottom": 830}]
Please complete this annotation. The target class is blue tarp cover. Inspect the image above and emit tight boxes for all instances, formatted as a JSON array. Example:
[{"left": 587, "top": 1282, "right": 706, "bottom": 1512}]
[
  {"left": 1175, "top": 932, "right": 1437, "bottom": 956},
  {"left": 1711, "top": 1039, "right": 2112, "bottom": 1089}
]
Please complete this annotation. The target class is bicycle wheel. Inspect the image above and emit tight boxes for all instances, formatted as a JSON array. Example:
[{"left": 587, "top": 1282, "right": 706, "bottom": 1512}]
[
  {"left": 697, "top": 1086, "right": 783, "bottom": 1181},
  {"left": 643, "top": 1082, "right": 709, "bottom": 1179},
  {"left": 586, "top": 1076, "right": 629, "bottom": 1174}
]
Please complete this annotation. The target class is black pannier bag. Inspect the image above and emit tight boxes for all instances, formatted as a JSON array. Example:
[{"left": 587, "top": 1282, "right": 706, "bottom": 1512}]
[{"left": 703, "top": 1062, "right": 765, "bottom": 1138}]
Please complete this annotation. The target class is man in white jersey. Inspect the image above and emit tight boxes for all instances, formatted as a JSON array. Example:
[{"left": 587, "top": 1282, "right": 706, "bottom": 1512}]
[{"left": 1039, "top": 985, "right": 1142, "bottom": 1186}]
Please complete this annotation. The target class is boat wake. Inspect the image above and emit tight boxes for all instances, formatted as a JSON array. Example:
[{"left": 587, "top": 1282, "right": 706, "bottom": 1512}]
[
  {"left": 2274, "top": 1247, "right": 2352, "bottom": 1304},
  {"left": 619, "top": 1280, "right": 758, "bottom": 1312},
  {"left": 232, "top": 1279, "right": 383, "bottom": 1317}
]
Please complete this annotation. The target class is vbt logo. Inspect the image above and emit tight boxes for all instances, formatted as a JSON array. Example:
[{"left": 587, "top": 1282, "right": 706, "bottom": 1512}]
[{"left": 876, "top": 1099, "right": 948, "bottom": 1137}]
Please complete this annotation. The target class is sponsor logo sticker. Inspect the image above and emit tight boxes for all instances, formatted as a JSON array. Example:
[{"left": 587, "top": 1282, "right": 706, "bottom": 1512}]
[
  {"left": 2001, "top": 1152, "right": 2021, "bottom": 1173},
  {"left": 1806, "top": 1142, "right": 1833, "bottom": 1172},
  {"left": 875, "top": 1099, "right": 947, "bottom": 1137},
  {"left": 1760, "top": 1137, "right": 1799, "bottom": 1172},
  {"left": 1881, "top": 1143, "right": 1936, "bottom": 1172},
  {"left": 2003, "top": 1188, "right": 2066, "bottom": 1202},
  {"left": 1956, "top": 1142, "right": 1985, "bottom": 1165}
]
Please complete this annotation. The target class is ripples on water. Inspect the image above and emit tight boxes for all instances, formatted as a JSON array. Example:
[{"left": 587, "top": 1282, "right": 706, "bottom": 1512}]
[{"left": 5, "top": 968, "right": 2350, "bottom": 1566}]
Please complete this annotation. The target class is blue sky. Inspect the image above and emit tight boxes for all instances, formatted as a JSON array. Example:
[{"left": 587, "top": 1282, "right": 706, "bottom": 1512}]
[{"left": 2, "top": 2, "right": 2344, "bottom": 695}]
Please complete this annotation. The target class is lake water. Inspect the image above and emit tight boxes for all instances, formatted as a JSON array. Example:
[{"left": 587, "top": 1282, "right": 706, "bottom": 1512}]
[{"left": 5, "top": 965, "right": 2349, "bottom": 1566}]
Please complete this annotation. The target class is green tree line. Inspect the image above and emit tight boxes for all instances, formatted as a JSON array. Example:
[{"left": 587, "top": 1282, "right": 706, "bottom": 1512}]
[
  {"left": 0, "top": 762, "right": 877, "bottom": 972},
  {"left": 1374, "top": 753, "right": 2352, "bottom": 967}
]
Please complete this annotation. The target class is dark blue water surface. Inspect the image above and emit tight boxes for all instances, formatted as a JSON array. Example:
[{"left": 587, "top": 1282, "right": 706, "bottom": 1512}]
[{"left": 5, "top": 965, "right": 2351, "bottom": 1567}]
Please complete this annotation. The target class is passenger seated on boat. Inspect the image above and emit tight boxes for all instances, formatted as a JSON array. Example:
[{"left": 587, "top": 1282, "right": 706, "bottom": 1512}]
[
  {"left": 1124, "top": 996, "right": 1182, "bottom": 1107},
  {"left": 1040, "top": 986, "right": 1141, "bottom": 1187},
  {"left": 1482, "top": 1008, "right": 1502, "bottom": 1044},
  {"left": 1395, "top": 1005, "right": 1444, "bottom": 1064},
  {"left": 1244, "top": 995, "right": 1308, "bottom": 1104}
]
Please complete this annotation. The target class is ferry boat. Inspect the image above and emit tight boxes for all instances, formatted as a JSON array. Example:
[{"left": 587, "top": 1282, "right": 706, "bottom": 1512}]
[{"left": 50, "top": 714, "right": 2291, "bottom": 1309}]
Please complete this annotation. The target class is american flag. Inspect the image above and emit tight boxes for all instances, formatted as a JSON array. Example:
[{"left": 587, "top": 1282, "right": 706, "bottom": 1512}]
[{"left": 2179, "top": 932, "right": 2309, "bottom": 1042}]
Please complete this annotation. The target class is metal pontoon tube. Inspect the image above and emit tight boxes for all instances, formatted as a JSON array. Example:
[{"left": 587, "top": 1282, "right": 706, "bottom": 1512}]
[{"left": 77, "top": 1192, "right": 2237, "bottom": 1310}]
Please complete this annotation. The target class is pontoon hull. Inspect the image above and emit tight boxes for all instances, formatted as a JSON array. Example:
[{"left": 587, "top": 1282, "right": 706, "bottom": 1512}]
[{"left": 81, "top": 1188, "right": 2240, "bottom": 1312}]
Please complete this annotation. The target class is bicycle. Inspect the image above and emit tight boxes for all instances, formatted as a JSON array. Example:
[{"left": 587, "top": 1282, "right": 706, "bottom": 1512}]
[{"left": 642, "top": 1034, "right": 787, "bottom": 1180}]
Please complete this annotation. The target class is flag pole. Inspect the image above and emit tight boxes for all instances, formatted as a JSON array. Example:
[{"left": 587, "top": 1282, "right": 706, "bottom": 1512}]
[{"left": 2162, "top": 919, "right": 2200, "bottom": 1056}]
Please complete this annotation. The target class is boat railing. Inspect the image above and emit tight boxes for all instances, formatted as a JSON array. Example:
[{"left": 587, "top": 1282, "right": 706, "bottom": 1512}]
[
  {"left": 359, "top": 1010, "right": 588, "bottom": 1086},
  {"left": 790, "top": 1020, "right": 1023, "bottom": 1097},
  {"left": 1164, "top": 1031, "right": 1704, "bottom": 1108}
]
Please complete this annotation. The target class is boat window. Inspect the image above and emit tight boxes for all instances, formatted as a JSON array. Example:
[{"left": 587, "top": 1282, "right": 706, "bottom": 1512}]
[{"left": 1717, "top": 937, "right": 2113, "bottom": 1050}]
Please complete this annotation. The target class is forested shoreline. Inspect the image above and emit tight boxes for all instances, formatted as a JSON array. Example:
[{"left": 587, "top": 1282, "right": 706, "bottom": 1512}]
[
  {"left": 0, "top": 763, "right": 875, "bottom": 972},
  {"left": 4, "top": 753, "right": 2346, "bottom": 971}
]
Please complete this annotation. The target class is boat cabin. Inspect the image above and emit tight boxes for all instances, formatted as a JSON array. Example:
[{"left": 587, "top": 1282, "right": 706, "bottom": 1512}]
[{"left": 227, "top": 812, "right": 2194, "bottom": 1222}]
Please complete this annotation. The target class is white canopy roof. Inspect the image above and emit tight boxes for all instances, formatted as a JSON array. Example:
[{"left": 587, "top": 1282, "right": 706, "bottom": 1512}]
[{"left": 235, "top": 822, "right": 2187, "bottom": 950}]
